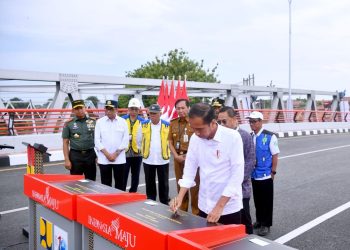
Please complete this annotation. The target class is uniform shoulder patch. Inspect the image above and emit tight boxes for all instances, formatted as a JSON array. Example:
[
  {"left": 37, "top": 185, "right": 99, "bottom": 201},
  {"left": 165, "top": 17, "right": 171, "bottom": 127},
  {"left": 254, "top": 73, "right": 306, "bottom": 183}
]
[
  {"left": 161, "top": 120, "right": 170, "bottom": 126},
  {"left": 262, "top": 129, "right": 275, "bottom": 136},
  {"left": 64, "top": 118, "right": 74, "bottom": 124},
  {"left": 170, "top": 117, "right": 180, "bottom": 122}
]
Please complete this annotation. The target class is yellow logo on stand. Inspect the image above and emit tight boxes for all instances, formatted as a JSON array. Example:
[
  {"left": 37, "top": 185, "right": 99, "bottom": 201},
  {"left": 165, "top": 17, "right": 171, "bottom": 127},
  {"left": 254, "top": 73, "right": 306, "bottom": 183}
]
[
  {"left": 40, "top": 217, "right": 53, "bottom": 250},
  {"left": 27, "top": 164, "right": 34, "bottom": 174}
]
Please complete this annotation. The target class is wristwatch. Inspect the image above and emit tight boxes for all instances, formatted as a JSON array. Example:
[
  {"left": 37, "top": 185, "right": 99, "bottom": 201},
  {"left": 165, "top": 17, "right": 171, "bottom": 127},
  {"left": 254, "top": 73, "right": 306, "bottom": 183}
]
[{"left": 272, "top": 171, "right": 277, "bottom": 175}]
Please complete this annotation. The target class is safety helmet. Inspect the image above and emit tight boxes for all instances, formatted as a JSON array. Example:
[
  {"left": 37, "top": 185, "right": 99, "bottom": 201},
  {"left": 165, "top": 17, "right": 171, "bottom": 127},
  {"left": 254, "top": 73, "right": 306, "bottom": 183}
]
[{"left": 128, "top": 98, "right": 141, "bottom": 108}]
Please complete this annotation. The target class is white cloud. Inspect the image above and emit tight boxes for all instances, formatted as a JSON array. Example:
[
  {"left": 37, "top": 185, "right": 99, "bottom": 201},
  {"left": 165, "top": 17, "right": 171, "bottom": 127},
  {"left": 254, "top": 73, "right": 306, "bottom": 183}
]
[{"left": 0, "top": 0, "right": 349, "bottom": 94}]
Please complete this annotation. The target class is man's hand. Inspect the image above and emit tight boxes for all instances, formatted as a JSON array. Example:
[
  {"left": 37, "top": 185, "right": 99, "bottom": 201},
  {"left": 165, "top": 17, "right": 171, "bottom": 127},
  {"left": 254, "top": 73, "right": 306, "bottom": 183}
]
[
  {"left": 64, "top": 160, "right": 72, "bottom": 170},
  {"left": 207, "top": 204, "right": 224, "bottom": 223},
  {"left": 103, "top": 151, "right": 114, "bottom": 162},
  {"left": 169, "top": 196, "right": 183, "bottom": 213},
  {"left": 175, "top": 154, "right": 186, "bottom": 164},
  {"left": 109, "top": 150, "right": 123, "bottom": 162}
]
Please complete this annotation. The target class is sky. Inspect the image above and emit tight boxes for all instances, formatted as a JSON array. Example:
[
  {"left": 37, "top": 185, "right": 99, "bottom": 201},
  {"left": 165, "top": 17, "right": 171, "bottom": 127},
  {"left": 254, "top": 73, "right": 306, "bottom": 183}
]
[{"left": 0, "top": 0, "right": 349, "bottom": 102}]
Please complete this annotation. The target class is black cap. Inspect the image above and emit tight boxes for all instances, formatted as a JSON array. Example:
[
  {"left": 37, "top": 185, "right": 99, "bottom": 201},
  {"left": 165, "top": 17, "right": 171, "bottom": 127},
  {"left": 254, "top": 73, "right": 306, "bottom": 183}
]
[
  {"left": 72, "top": 100, "right": 85, "bottom": 109},
  {"left": 212, "top": 101, "right": 222, "bottom": 107},
  {"left": 105, "top": 100, "right": 118, "bottom": 108},
  {"left": 149, "top": 104, "right": 161, "bottom": 113}
]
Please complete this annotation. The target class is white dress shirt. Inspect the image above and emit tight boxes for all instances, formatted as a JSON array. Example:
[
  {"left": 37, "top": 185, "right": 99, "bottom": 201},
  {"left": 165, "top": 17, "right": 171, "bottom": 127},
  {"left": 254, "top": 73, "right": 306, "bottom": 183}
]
[
  {"left": 95, "top": 116, "right": 129, "bottom": 165},
  {"left": 137, "top": 120, "right": 170, "bottom": 165},
  {"left": 252, "top": 127, "right": 280, "bottom": 180},
  {"left": 179, "top": 125, "right": 244, "bottom": 215}
]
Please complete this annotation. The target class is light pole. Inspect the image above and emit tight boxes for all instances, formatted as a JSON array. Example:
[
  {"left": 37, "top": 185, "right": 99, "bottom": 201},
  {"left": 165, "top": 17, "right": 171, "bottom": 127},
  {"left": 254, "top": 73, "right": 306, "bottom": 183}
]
[{"left": 288, "top": 0, "right": 293, "bottom": 113}]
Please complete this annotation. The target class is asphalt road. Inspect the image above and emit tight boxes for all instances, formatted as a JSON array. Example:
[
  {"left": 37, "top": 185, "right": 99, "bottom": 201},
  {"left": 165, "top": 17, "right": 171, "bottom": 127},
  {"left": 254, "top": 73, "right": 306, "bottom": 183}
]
[{"left": 1, "top": 133, "right": 350, "bottom": 250}]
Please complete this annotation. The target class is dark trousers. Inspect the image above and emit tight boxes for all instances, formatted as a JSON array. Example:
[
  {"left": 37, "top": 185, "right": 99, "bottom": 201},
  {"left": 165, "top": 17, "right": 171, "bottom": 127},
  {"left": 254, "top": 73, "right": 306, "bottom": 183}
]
[
  {"left": 143, "top": 163, "right": 169, "bottom": 205},
  {"left": 124, "top": 156, "right": 142, "bottom": 192},
  {"left": 99, "top": 163, "right": 126, "bottom": 191},
  {"left": 252, "top": 178, "right": 274, "bottom": 227},
  {"left": 241, "top": 197, "right": 253, "bottom": 234},
  {"left": 69, "top": 149, "right": 96, "bottom": 181},
  {"left": 174, "top": 160, "right": 200, "bottom": 215},
  {"left": 198, "top": 209, "right": 241, "bottom": 225}
]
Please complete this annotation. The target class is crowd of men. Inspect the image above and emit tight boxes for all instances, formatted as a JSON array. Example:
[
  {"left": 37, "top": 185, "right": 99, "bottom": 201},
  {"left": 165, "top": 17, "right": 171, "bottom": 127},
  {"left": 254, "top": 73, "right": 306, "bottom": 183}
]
[{"left": 62, "top": 97, "right": 279, "bottom": 237}]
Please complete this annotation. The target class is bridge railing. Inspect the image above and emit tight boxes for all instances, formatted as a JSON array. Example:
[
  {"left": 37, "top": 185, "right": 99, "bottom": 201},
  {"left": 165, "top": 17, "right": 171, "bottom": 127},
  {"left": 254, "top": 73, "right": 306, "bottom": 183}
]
[{"left": 0, "top": 108, "right": 349, "bottom": 136}]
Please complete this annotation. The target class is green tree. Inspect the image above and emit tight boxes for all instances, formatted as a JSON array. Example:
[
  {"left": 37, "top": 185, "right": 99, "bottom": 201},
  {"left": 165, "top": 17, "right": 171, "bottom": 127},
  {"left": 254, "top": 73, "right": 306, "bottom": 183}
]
[
  {"left": 118, "top": 95, "right": 132, "bottom": 108},
  {"left": 86, "top": 96, "right": 100, "bottom": 108},
  {"left": 126, "top": 48, "right": 220, "bottom": 106},
  {"left": 9, "top": 97, "right": 28, "bottom": 109},
  {"left": 126, "top": 48, "right": 219, "bottom": 82}
]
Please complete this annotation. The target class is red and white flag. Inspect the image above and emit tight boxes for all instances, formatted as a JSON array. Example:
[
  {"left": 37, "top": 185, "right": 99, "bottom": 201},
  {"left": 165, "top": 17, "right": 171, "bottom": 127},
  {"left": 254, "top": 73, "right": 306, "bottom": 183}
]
[
  {"left": 157, "top": 79, "right": 165, "bottom": 108},
  {"left": 167, "top": 78, "right": 176, "bottom": 119},
  {"left": 181, "top": 76, "right": 189, "bottom": 100},
  {"left": 157, "top": 76, "right": 189, "bottom": 121}
]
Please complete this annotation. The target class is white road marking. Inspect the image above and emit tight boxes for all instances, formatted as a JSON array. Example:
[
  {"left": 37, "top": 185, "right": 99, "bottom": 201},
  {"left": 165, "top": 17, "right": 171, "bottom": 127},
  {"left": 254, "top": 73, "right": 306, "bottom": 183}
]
[
  {"left": 275, "top": 201, "right": 350, "bottom": 244},
  {"left": 0, "top": 161, "right": 64, "bottom": 172},
  {"left": 0, "top": 206, "right": 28, "bottom": 215},
  {"left": 279, "top": 144, "right": 350, "bottom": 159}
]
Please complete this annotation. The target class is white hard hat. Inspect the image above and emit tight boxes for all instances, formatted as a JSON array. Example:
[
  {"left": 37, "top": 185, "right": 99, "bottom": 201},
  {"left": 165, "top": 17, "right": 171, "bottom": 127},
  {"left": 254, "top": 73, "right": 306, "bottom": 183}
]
[
  {"left": 246, "top": 111, "right": 264, "bottom": 120},
  {"left": 128, "top": 98, "right": 141, "bottom": 108}
]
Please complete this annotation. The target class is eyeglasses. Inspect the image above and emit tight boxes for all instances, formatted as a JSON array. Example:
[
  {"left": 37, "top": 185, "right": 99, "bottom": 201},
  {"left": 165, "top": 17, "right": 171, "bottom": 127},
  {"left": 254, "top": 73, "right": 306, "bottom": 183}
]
[
  {"left": 129, "top": 107, "right": 139, "bottom": 111},
  {"left": 249, "top": 119, "right": 260, "bottom": 124},
  {"left": 217, "top": 119, "right": 227, "bottom": 125}
]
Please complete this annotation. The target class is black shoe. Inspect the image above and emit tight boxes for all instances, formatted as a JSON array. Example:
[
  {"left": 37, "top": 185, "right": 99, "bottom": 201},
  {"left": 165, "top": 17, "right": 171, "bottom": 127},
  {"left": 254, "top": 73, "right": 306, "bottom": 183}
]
[
  {"left": 257, "top": 226, "right": 270, "bottom": 236},
  {"left": 253, "top": 222, "right": 261, "bottom": 229}
]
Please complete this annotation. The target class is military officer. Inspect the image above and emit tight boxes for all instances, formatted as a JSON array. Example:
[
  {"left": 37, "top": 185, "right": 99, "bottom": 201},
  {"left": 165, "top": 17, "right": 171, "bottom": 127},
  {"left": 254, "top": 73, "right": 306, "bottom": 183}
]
[
  {"left": 62, "top": 99, "right": 97, "bottom": 180},
  {"left": 168, "top": 99, "right": 199, "bottom": 215}
]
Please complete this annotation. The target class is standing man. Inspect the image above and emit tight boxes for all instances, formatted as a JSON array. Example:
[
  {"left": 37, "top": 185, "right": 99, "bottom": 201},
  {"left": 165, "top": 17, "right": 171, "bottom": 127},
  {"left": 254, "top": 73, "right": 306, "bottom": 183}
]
[
  {"left": 217, "top": 107, "right": 255, "bottom": 234},
  {"left": 138, "top": 104, "right": 170, "bottom": 205},
  {"left": 168, "top": 99, "right": 199, "bottom": 215},
  {"left": 62, "top": 100, "right": 97, "bottom": 180},
  {"left": 170, "top": 103, "right": 244, "bottom": 225},
  {"left": 211, "top": 101, "right": 222, "bottom": 118},
  {"left": 122, "top": 98, "right": 144, "bottom": 192},
  {"left": 94, "top": 100, "right": 129, "bottom": 190},
  {"left": 247, "top": 111, "right": 280, "bottom": 236}
]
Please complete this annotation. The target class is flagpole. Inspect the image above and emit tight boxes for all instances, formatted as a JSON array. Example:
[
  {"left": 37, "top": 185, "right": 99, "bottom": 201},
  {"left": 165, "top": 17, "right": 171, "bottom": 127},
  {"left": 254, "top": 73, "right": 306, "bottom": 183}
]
[{"left": 288, "top": 0, "right": 293, "bottom": 116}]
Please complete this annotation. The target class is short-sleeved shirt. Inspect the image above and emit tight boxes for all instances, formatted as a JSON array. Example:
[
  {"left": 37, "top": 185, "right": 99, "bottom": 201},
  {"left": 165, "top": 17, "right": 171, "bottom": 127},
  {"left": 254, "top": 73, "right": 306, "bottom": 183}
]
[
  {"left": 168, "top": 116, "right": 194, "bottom": 153},
  {"left": 62, "top": 116, "right": 95, "bottom": 150},
  {"left": 252, "top": 128, "right": 280, "bottom": 156}
]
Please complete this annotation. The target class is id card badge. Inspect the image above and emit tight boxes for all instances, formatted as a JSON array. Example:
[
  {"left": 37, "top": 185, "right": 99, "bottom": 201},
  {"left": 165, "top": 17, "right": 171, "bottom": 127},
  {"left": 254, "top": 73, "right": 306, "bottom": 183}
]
[
  {"left": 183, "top": 134, "right": 188, "bottom": 143},
  {"left": 175, "top": 141, "right": 180, "bottom": 150}
]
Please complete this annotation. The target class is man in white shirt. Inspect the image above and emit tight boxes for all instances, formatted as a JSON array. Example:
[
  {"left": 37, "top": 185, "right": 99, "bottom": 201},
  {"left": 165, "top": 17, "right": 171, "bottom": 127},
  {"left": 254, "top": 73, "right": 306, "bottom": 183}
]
[
  {"left": 137, "top": 104, "right": 171, "bottom": 205},
  {"left": 170, "top": 103, "right": 244, "bottom": 225},
  {"left": 94, "top": 100, "right": 129, "bottom": 190},
  {"left": 247, "top": 111, "right": 280, "bottom": 236}
]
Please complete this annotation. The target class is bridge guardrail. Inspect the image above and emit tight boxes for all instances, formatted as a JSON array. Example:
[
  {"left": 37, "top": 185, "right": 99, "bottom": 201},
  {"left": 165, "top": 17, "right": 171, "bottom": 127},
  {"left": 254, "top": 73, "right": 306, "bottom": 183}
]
[{"left": 0, "top": 108, "right": 349, "bottom": 136}]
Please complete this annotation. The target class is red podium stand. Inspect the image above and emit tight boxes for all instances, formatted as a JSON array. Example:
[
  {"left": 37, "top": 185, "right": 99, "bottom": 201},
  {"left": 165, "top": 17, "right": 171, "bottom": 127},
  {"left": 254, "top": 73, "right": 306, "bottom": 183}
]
[
  {"left": 24, "top": 174, "right": 296, "bottom": 250},
  {"left": 23, "top": 174, "right": 125, "bottom": 250},
  {"left": 76, "top": 194, "right": 247, "bottom": 250}
]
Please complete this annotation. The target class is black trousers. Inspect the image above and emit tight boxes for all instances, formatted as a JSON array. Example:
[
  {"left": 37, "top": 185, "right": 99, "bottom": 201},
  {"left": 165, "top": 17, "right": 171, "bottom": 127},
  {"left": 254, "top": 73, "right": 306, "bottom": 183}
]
[
  {"left": 124, "top": 156, "right": 143, "bottom": 192},
  {"left": 241, "top": 197, "right": 253, "bottom": 234},
  {"left": 198, "top": 209, "right": 241, "bottom": 225},
  {"left": 143, "top": 163, "right": 169, "bottom": 205},
  {"left": 99, "top": 163, "right": 126, "bottom": 191},
  {"left": 69, "top": 149, "right": 96, "bottom": 181},
  {"left": 252, "top": 178, "right": 274, "bottom": 227}
]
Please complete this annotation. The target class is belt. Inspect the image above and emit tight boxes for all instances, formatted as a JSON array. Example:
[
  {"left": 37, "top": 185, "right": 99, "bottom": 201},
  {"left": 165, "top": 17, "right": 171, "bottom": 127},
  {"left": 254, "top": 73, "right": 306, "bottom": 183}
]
[
  {"left": 177, "top": 151, "right": 187, "bottom": 155},
  {"left": 71, "top": 148, "right": 94, "bottom": 154}
]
